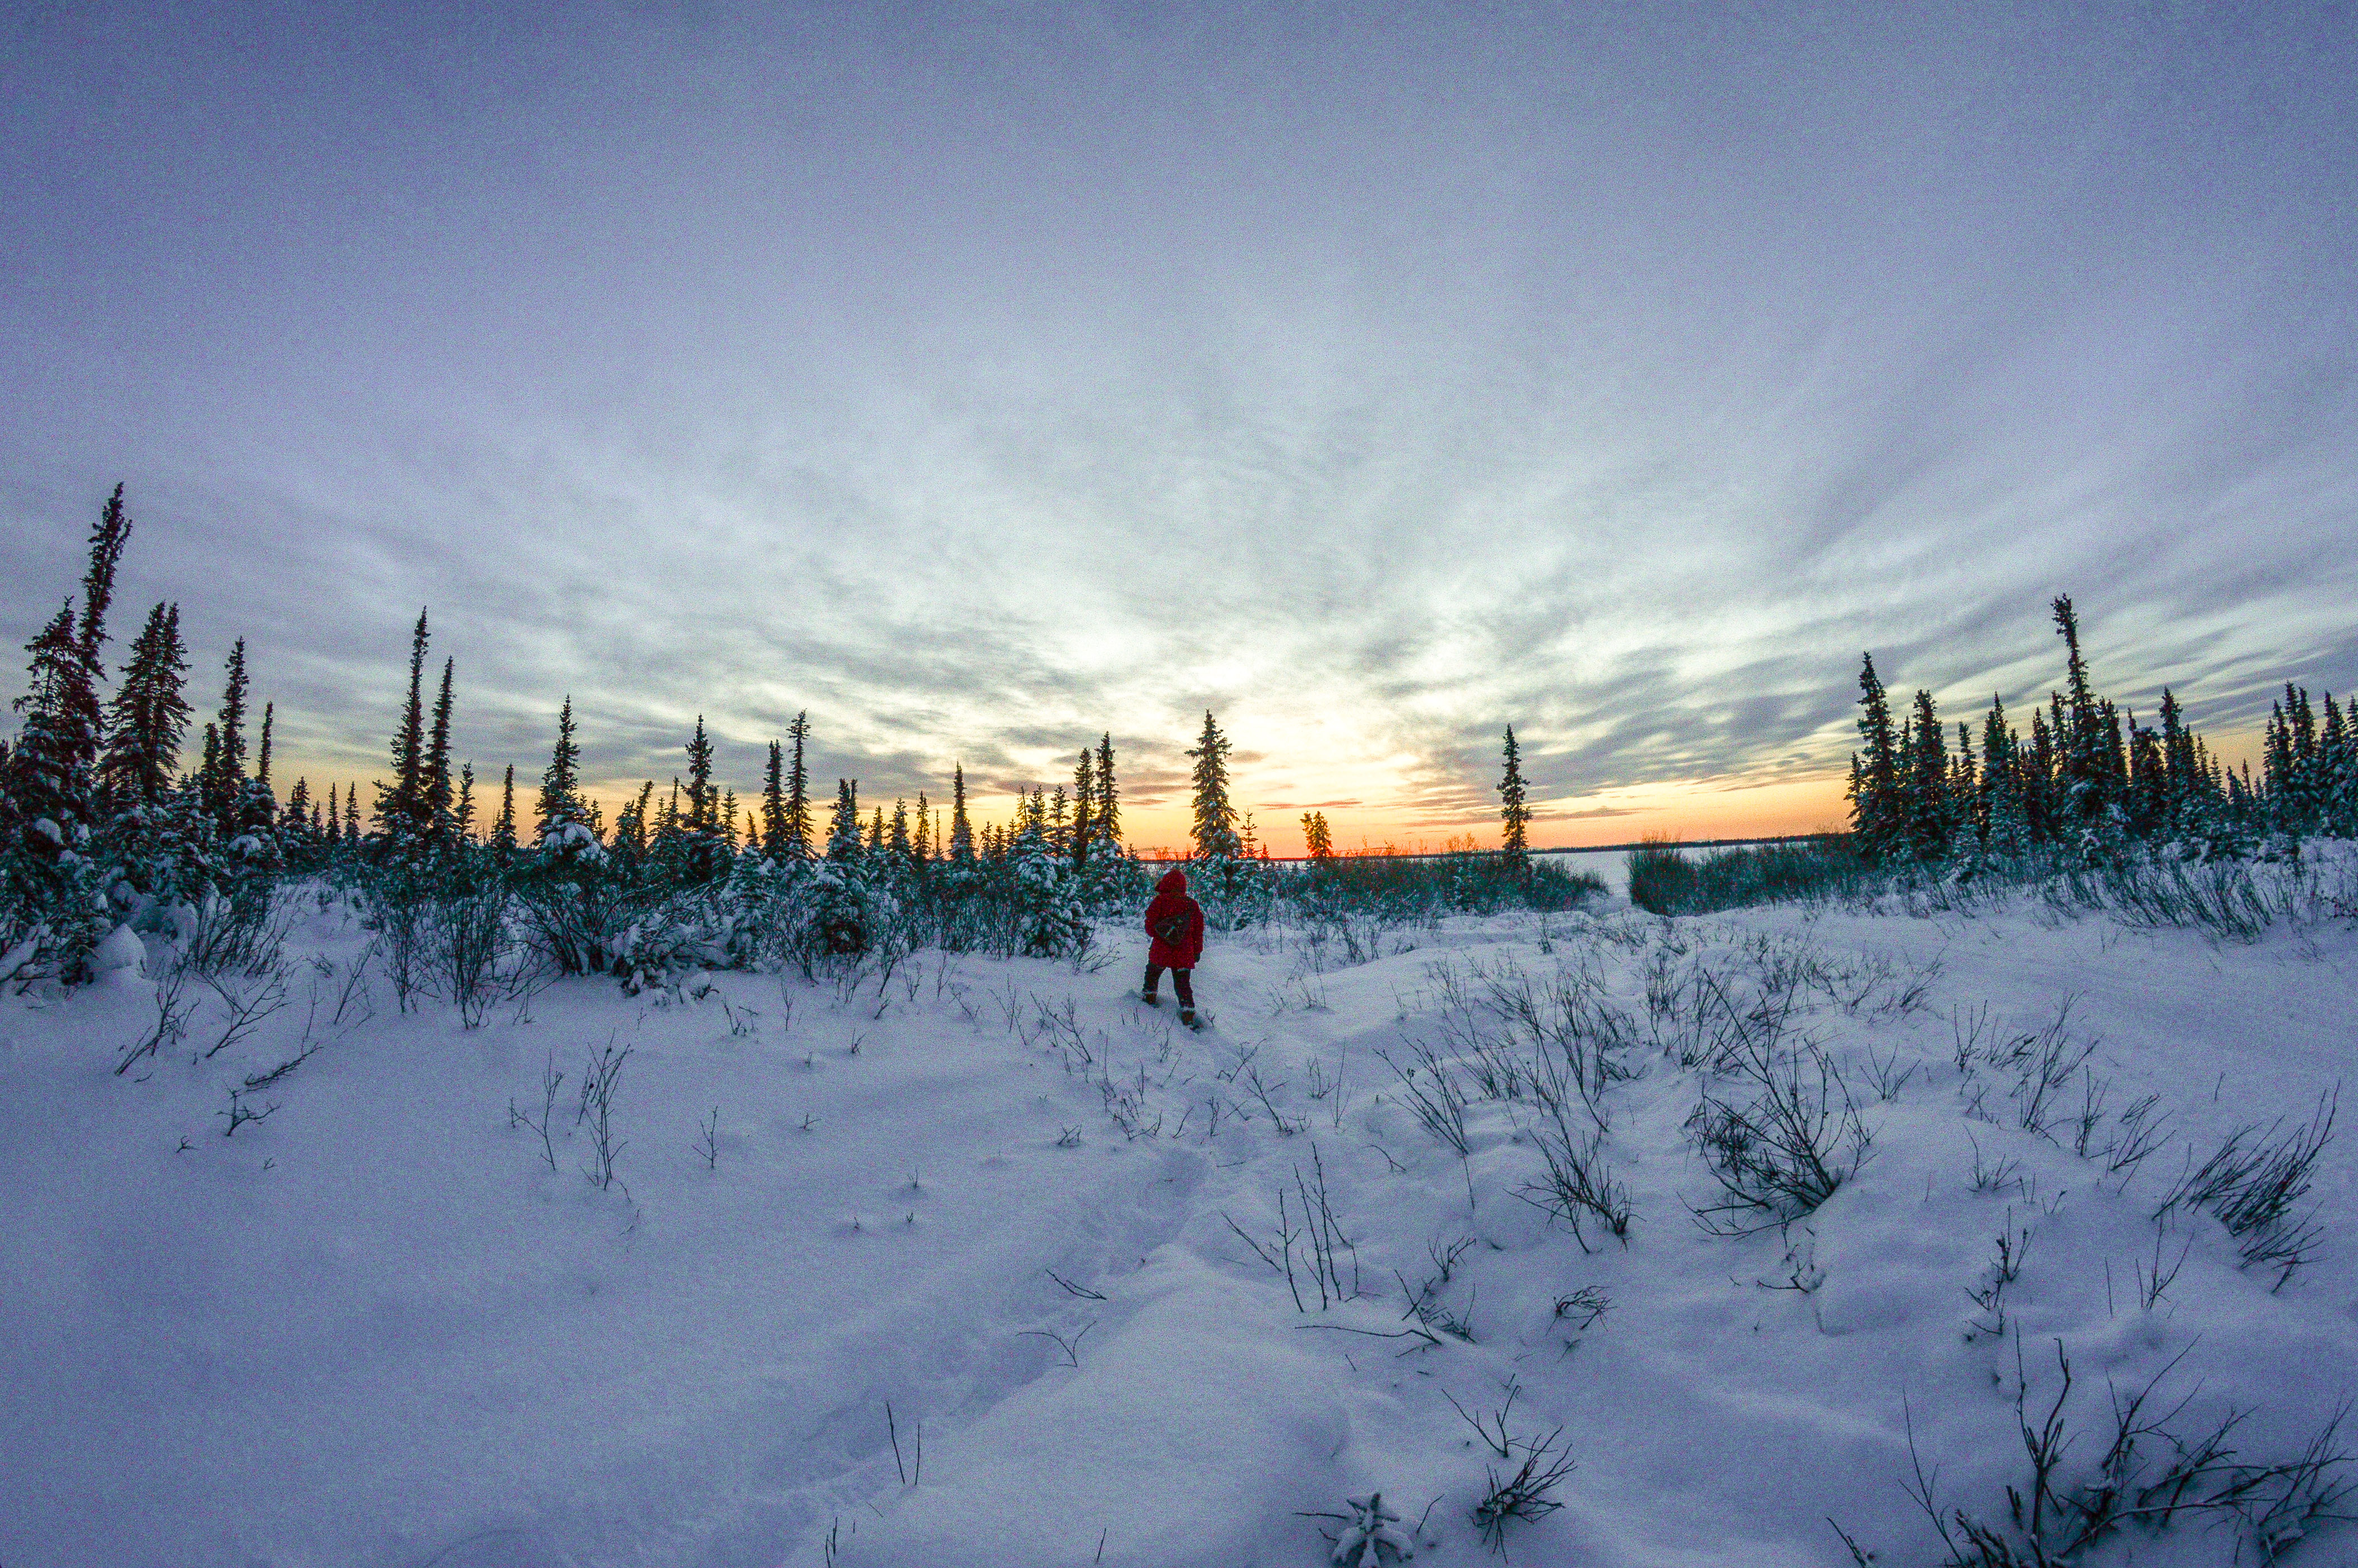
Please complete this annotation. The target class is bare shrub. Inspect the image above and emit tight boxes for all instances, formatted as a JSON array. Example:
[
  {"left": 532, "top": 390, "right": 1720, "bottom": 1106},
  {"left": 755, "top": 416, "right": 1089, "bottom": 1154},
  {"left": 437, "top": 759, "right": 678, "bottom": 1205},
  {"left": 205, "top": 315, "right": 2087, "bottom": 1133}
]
[
  {"left": 577, "top": 1035, "right": 630, "bottom": 1192},
  {"left": 2158, "top": 1089, "right": 2337, "bottom": 1289},
  {"left": 1889, "top": 1340, "right": 2356, "bottom": 1566},
  {"left": 1687, "top": 1036, "right": 1871, "bottom": 1236}
]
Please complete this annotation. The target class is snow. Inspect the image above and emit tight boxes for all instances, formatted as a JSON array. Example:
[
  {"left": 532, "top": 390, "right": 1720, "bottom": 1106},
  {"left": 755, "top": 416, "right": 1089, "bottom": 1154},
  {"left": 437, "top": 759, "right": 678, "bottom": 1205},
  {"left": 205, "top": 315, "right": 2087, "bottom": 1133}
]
[{"left": 3, "top": 870, "right": 2355, "bottom": 1567}]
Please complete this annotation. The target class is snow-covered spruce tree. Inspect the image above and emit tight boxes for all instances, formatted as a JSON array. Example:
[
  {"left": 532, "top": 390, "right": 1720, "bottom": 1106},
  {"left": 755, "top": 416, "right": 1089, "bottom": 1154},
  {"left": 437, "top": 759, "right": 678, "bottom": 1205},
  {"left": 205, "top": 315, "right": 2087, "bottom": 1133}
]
[
  {"left": 2050, "top": 595, "right": 2120, "bottom": 848},
  {"left": 677, "top": 716, "right": 732, "bottom": 883},
  {"left": 1009, "top": 812, "right": 1087, "bottom": 957},
  {"left": 1189, "top": 711, "right": 1240, "bottom": 860},
  {"left": 1848, "top": 654, "right": 1902, "bottom": 862},
  {"left": 531, "top": 696, "right": 596, "bottom": 856},
  {"left": 1, "top": 601, "right": 110, "bottom": 976},
  {"left": 1979, "top": 697, "right": 2030, "bottom": 857},
  {"left": 1498, "top": 724, "right": 1530, "bottom": 871},
  {"left": 207, "top": 639, "right": 253, "bottom": 837},
  {"left": 99, "top": 601, "right": 190, "bottom": 813},
  {"left": 2321, "top": 694, "right": 2356, "bottom": 837},
  {"left": 767, "top": 776, "right": 876, "bottom": 968},
  {"left": 1186, "top": 709, "right": 1245, "bottom": 916},
  {"left": 7, "top": 601, "right": 95, "bottom": 837},
  {"left": 825, "top": 779, "right": 861, "bottom": 863}
]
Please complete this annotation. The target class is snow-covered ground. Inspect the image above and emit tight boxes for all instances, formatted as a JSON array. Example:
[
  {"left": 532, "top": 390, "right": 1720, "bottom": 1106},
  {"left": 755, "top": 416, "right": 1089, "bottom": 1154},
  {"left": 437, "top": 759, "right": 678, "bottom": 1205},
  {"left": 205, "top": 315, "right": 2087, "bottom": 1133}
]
[{"left": 4, "top": 872, "right": 2355, "bottom": 1568}]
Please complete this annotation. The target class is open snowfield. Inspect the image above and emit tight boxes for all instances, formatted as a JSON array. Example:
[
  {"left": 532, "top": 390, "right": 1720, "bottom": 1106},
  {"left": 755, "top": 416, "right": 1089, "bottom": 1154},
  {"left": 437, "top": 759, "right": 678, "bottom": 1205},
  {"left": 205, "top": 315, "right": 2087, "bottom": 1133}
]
[{"left": 4, "top": 869, "right": 2355, "bottom": 1568}]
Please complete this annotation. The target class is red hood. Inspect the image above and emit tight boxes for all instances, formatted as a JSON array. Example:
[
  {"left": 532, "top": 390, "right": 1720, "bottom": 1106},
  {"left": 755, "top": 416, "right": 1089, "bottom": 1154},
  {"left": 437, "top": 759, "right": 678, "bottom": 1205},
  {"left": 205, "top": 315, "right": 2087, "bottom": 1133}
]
[{"left": 1155, "top": 867, "right": 1189, "bottom": 895}]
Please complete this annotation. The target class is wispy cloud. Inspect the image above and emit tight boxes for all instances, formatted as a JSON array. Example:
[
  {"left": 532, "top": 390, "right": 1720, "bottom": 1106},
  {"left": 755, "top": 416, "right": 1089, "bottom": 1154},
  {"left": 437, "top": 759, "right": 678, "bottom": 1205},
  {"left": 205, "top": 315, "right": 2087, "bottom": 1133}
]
[{"left": 3, "top": 3, "right": 2354, "bottom": 847}]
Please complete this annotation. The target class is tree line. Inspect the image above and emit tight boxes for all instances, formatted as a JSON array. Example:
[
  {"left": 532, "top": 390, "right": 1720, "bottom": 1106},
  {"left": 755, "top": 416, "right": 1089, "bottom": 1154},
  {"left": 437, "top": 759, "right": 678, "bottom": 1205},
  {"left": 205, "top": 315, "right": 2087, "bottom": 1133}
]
[{"left": 1847, "top": 595, "right": 2355, "bottom": 864}]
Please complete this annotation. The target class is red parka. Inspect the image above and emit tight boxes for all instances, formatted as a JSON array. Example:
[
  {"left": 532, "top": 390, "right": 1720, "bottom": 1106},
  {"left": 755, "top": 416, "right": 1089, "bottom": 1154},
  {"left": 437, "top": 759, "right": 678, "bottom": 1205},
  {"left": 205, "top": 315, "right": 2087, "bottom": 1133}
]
[{"left": 1144, "top": 867, "right": 1205, "bottom": 969}]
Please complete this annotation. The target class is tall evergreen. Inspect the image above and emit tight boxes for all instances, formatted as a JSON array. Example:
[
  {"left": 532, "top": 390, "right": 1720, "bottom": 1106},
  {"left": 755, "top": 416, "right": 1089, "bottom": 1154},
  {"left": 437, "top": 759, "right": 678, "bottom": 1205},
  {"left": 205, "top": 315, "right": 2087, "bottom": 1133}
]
[
  {"left": 1980, "top": 697, "right": 2028, "bottom": 854},
  {"left": 100, "top": 601, "right": 190, "bottom": 810},
  {"left": 7, "top": 601, "right": 92, "bottom": 829},
  {"left": 826, "top": 779, "right": 861, "bottom": 862},
  {"left": 783, "top": 711, "right": 813, "bottom": 858},
  {"left": 1848, "top": 654, "right": 1902, "bottom": 861},
  {"left": 1187, "top": 710, "right": 1240, "bottom": 860},
  {"left": 1900, "top": 690, "right": 1953, "bottom": 861},
  {"left": 69, "top": 484, "right": 132, "bottom": 789},
  {"left": 1497, "top": 725, "right": 1530, "bottom": 868},
  {"left": 950, "top": 762, "right": 975, "bottom": 862},
  {"left": 535, "top": 695, "right": 583, "bottom": 836},
  {"left": 237, "top": 697, "right": 278, "bottom": 833},
  {"left": 377, "top": 610, "right": 431, "bottom": 845},
  {"left": 2051, "top": 595, "right": 2115, "bottom": 833},
  {"left": 761, "top": 739, "right": 788, "bottom": 857},
  {"left": 1094, "top": 733, "right": 1119, "bottom": 849},
  {"left": 1071, "top": 747, "right": 1096, "bottom": 867},
  {"left": 684, "top": 717, "right": 715, "bottom": 832},
  {"left": 421, "top": 659, "right": 458, "bottom": 844}
]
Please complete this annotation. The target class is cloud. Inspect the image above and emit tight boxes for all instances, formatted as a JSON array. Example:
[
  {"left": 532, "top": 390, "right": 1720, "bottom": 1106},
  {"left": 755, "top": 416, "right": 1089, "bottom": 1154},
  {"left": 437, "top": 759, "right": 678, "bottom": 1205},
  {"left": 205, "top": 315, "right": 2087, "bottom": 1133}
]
[{"left": 3, "top": 3, "right": 2354, "bottom": 838}]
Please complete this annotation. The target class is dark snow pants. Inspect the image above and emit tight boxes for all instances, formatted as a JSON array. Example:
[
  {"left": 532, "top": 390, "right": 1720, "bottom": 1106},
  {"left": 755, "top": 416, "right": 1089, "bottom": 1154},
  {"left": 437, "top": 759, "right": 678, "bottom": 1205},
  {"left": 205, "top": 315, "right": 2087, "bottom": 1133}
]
[{"left": 1143, "top": 964, "right": 1194, "bottom": 1007}]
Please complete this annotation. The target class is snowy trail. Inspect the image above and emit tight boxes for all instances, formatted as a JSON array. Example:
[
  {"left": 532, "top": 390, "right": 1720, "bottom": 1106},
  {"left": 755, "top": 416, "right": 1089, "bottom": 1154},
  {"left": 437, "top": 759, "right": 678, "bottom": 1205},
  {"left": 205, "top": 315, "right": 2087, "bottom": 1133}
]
[{"left": 6, "top": 886, "right": 2357, "bottom": 1567}]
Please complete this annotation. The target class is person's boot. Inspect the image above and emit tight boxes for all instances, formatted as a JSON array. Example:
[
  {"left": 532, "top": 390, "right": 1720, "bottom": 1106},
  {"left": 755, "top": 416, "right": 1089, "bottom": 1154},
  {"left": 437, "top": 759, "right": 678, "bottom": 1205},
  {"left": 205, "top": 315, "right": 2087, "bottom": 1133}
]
[
  {"left": 1178, "top": 1005, "right": 1198, "bottom": 1028},
  {"left": 1141, "top": 987, "right": 1159, "bottom": 1007}
]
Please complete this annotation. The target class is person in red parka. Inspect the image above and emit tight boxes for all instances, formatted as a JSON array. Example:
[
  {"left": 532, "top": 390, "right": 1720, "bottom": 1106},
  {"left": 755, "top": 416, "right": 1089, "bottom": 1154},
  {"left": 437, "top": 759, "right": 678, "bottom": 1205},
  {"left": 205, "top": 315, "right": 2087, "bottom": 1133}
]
[{"left": 1141, "top": 866, "right": 1206, "bottom": 1027}]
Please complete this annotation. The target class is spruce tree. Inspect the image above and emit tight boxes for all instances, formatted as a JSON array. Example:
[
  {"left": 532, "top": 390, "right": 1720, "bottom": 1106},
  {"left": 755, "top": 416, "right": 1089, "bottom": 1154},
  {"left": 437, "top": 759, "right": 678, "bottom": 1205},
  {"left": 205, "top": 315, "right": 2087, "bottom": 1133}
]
[
  {"left": 69, "top": 484, "right": 132, "bottom": 792},
  {"left": 99, "top": 602, "right": 190, "bottom": 811},
  {"left": 1094, "top": 733, "right": 1119, "bottom": 849},
  {"left": 423, "top": 659, "right": 456, "bottom": 844},
  {"left": 1901, "top": 690, "right": 1952, "bottom": 861},
  {"left": 827, "top": 779, "right": 861, "bottom": 862},
  {"left": 216, "top": 640, "right": 250, "bottom": 804},
  {"left": 1849, "top": 655, "right": 1901, "bottom": 861},
  {"left": 950, "top": 762, "right": 974, "bottom": 862},
  {"left": 7, "top": 601, "right": 92, "bottom": 830},
  {"left": 1497, "top": 725, "right": 1530, "bottom": 869},
  {"left": 535, "top": 695, "right": 583, "bottom": 838},
  {"left": 1186, "top": 710, "right": 1240, "bottom": 861},
  {"left": 493, "top": 765, "right": 517, "bottom": 856},
  {"left": 913, "top": 792, "right": 933, "bottom": 862},
  {"left": 1980, "top": 697, "right": 2028, "bottom": 855},
  {"left": 1301, "top": 810, "right": 1333, "bottom": 858},
  {"left": 2050, "top": 595, "right": 2115, "bottom": 835},
  {"left": 377, "top": 610, "right": 431, "bottom": 847},
  {"left": 1071, "top": 747, "right": 1095, "bottom": 868},
  {"left": 238, "top": 698, "right": 278, "bottom": 833},
  {"left": 783, "top": 711, "right": 813, "bottom": 858},
  {"left": 761, "top": 739, "right": 788, "bottom": 857}
]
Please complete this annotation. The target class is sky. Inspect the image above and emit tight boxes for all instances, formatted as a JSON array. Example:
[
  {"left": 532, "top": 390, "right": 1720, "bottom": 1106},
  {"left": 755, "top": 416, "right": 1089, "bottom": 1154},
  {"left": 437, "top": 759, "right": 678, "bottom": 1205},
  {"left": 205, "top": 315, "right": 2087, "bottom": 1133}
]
[{"left": 4, "top": 1, "right": 2355, "bottom": 856}]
